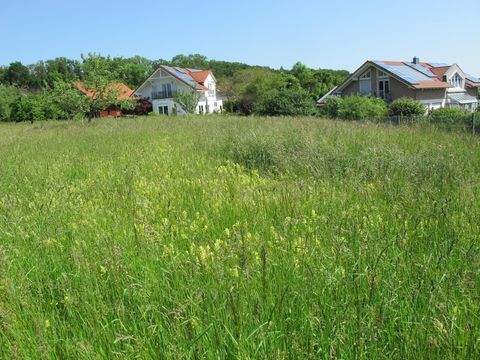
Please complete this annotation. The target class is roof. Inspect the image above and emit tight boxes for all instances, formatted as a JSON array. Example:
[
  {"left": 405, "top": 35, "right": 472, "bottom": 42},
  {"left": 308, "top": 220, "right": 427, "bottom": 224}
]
[
  {"left": 187, "top": 69, "right": 212, "bottom": 84},
  {"left": 158, "top": 66, "right": 210, "bottom": 90},
  {"left": 372, "top": 60, "right": 448, "bottom": 89},
  {"left": 74, "top": 82, "right": 133, "bottom": 100},
  {"left": 448, "top": 92, "right": 479, "bottom": 104},
  {"left": 372, "top": 60, "right": 480, "bottom": 90}
]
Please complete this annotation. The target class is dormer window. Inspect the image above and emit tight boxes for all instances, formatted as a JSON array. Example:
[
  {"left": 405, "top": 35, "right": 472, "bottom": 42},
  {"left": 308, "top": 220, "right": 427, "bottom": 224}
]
[{"left": 450, "top": 73, "right": 463, "bottom": 88}]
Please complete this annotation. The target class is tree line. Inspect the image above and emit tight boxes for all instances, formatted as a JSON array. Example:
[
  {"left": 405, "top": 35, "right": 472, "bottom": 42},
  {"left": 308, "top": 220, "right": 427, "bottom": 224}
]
[{"left": 0, "top": 53, "right": 349, "bottom": 121}]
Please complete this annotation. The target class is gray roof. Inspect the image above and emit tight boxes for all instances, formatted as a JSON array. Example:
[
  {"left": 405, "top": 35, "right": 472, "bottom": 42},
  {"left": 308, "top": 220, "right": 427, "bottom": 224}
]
[
  {"left": 466, "top": 73, "right": 480, "bottom": 83},
  {"left": 448, "top": 92, "right": 478, "bottom": 104}
]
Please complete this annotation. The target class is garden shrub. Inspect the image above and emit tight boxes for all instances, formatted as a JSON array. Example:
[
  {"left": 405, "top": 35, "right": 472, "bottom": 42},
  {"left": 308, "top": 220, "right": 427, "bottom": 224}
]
[
  {"left": 0, "top": 85, "right": 21, "bottom": 122},
  {"left": 254, "top": 88, "right": 317, "bottom": 116},
  {"left": 338, "top": 95, "right": 388, "bottom": 121},
  {"left": 429, "top": 107, "right": 469, "bottom": 127},
  {"left": 320, "top": 96, "right": 343, "bottom": 118},
  {"left": 389, "top": 97, "right": 425, "bottom": 117}
]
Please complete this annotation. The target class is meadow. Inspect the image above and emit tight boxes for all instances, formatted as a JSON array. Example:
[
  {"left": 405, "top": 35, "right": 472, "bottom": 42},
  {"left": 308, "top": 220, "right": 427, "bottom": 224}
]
[{"left": 0, "top": 115, "right": 479, "bottom": 359}]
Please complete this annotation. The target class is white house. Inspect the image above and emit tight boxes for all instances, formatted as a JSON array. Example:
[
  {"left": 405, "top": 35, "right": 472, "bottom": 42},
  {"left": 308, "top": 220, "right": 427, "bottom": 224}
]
[{"left": 133, "top": 65, "right": 223, "bottom": 115}]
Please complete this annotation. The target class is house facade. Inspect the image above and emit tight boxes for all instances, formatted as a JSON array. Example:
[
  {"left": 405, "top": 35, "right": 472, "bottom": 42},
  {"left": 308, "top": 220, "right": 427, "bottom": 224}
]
[
  {"left": 319, "top": 57, "right": 480, "bottom": 112},
  {"left": 133, "top": 65, "right": 223, "bottom": 115}
]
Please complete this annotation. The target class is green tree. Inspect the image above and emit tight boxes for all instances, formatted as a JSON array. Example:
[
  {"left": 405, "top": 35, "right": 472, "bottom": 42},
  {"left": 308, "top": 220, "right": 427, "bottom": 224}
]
[
  {"left": 0, "top": 85, "right": 21, "bottom": 122},
  {"left": 174, "top": 90, "right": 200, "bottom": 114},
  {"left": 3, "top": 62, "right": 31, "bottom": 87}
]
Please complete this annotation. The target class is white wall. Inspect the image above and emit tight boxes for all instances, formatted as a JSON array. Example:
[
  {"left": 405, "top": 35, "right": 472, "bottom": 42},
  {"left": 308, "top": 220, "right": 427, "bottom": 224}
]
[{"left": 135, "top": 68, "right": 223, "bottom": 115}]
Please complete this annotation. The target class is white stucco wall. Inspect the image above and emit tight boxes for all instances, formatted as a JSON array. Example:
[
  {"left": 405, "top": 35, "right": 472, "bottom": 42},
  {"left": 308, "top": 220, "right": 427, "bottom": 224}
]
[{"left": 135, "top": 68, "right": 223, "bottom": 115}]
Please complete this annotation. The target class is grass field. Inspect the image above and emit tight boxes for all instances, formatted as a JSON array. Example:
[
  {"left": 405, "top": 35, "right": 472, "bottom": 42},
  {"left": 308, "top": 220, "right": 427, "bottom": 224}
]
[{"left": 1, "top": 115, "right": 479, "bottom": 359}]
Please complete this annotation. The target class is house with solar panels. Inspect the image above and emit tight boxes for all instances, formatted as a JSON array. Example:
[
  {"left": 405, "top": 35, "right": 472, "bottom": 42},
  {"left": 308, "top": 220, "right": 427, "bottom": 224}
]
[
  {"left": 133, "top": 65, "right": 223, "bottom": 115},
  {"left": 318, "top": 57, "right": 480, "bottom": 112}
]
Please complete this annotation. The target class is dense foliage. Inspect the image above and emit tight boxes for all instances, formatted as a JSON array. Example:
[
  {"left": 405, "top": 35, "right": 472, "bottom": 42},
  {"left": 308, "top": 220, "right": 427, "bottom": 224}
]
[
  {"left": 429, "top": 107, "right": 470, "bottom": 126},
  {"left": 389, "top": 97, "right": 425, "bottom": 117},
  {"left": 1, "top": 116, "right": 480, "bottom": 358},
  {"left": 0, "top": 85, "right": 20, "bottom": 122},
  {"left": 337, "top": 96, "right": 389, "bottom": 121},
  {"left": 0, "top": 53, "right": 349, "bottom": 119}
]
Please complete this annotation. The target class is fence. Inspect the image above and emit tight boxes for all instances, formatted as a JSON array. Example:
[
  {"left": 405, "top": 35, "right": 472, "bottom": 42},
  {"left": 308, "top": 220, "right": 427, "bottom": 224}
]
[{"left": 386, "top": 112, "right": 480, "bottom": 135}]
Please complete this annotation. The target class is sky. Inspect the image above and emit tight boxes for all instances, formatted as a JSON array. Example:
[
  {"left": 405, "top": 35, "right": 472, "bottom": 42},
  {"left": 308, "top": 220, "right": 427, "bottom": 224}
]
[{"left": 1, "top": 0, "right": 479, "bottom": 74}]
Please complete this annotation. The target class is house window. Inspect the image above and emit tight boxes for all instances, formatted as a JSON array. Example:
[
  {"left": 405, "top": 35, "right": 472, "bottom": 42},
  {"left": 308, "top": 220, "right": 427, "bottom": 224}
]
[
  {"left": 205, "top": 104, "right": 210, "bottom": 113},
  {"left": 208, "top": 83, "right": 215, "bottom": 96},
  {"left": 158, "top": 105, "right": 169, "bottom": 115},
  {"left": 450, "top": 73, "right": 463, "bottom": 88},
  {"left": 360, "top": 70, "right": 371, "bottom": 79},
  {"left": 199, "top": 105, "right": 204, "bottom": 114},
  {"left": 377, "top": 70, "right": 388, "bottom": 78},
  {"left": 162, "top": 83, "right": 173, "bottom": 98}
]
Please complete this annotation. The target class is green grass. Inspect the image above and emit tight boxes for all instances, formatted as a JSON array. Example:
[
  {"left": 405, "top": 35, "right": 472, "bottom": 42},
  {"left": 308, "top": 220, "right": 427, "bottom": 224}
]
[{"left": 1, "top": 115, "right": 479, "bottom": 359}]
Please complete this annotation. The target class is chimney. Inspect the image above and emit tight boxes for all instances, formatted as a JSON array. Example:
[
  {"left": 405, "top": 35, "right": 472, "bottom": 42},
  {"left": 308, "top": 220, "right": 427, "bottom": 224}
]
[{"left": 413, "top": 56, "right": 420, "bottom": 64}]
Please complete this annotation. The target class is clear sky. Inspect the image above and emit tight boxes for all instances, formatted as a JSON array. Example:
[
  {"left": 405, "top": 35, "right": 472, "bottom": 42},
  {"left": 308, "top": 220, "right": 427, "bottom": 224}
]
[{"left": 1, "top": 0, "right": 479, "bottom": 74}]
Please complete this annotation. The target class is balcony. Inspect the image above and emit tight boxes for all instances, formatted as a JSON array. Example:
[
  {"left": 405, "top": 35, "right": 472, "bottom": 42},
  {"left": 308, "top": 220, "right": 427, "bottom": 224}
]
[{"left": 151, "top": 90, "right": 177, "bottom": 100}]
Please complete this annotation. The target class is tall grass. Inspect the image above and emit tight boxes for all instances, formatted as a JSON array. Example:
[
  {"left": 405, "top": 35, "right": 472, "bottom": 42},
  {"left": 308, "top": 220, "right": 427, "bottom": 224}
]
[{"left": 0, "top": 116, "right": 479, "bottom": 359}]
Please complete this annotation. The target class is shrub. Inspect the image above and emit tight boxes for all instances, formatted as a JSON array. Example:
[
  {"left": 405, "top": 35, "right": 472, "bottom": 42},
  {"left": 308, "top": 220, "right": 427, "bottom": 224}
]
[
  {"left": 11, "top": 94, "right": 46, "bottom": 122},
  {"left": 320, "top": 96, "right": 343, "bottom": 118},
  {"left": 429, "top": 107, "right": 469, "bottom": 126},
  {"left": 389, "top": 97, "right": 425, "bottom": 117},
  {"left": 338, "top": 95, "right": 388, "bottom": 121},
  {"left": 254, "top": 88, "right": 316, "bottom": 116},
  {"left": 0, "top": 85, "right": 21, "bottom": 122}
]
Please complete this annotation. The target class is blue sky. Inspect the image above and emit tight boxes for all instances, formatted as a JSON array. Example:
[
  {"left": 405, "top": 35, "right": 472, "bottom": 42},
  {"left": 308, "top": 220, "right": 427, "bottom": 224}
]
[{"left": 1, "top": 0, "right": 479, "bottom": 74}]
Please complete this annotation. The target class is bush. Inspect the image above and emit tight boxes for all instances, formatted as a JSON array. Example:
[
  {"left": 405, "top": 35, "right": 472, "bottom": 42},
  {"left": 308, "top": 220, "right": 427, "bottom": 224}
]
[
  {"left": 320, "top": 96, "right": 343, "bottom": 118},
  {"left": 389, "top": 97, "right": 425, "bottom": 117},
  {"left": 429, "top": 107, "right": 469, "bottom": 126},
  {"left": 338, "top": 96, "right": 388, "bottom": 121},
  {"left": 10, "top": 83, "right": 88, "bottom": 122},
  {"left": 254, "top": 88, "right": 316, "bottom": 116},
  {"left": 0, "top": 85, "right": 21, "bottom": 122}
]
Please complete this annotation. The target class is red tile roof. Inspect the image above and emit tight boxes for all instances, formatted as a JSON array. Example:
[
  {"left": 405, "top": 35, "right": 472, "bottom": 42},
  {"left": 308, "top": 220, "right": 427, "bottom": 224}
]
[
  {"left": 413, "top": 80, "right": 451, "bottom": 89},
  {"left": 187, "top": 70, "right": 212, "bottom": 84},
  {"left": 74, "top": 82, "right": 134, "bottom": 100}
]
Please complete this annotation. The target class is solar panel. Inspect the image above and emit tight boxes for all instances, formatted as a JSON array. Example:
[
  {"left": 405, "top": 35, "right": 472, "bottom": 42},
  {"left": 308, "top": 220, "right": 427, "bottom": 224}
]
[
  {"left": 373, "top": 61, "right": 431, "bottom": 84},
  {"left": 163, "top": 66, "right": 198, "bottom": 88},
  {"left": 405, "top": 63, "right": 436, "bottom": 77}
]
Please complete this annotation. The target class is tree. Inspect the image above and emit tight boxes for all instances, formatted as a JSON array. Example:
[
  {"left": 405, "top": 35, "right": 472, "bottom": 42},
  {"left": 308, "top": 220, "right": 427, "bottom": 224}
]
[
  {"left": 0, "top": 85, "right": 21, "bottom": 122},
  {"left": 174, "top": 90, "right": 200, "bottom": 114},
  {"left": 3, "top": 62, "right": 31, "bottom": 87}
]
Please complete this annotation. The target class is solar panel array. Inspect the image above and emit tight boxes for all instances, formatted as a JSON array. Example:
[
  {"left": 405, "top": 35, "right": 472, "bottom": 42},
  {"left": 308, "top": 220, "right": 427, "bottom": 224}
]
[
  {"left": 163, "top": 66, "right": 199, "bottom": 88},
  {"left": 373, "top": 61, "right": 431, "bottom": 84},
  {"left": 405, "top": 63, "right": 436, "bottom": 77}
]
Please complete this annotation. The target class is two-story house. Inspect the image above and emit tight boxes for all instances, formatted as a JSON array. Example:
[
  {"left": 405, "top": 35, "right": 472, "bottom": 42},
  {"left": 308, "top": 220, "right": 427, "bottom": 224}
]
[
  {"left": 318, "top": 57, "right": 480, "bottom": 112},
  {"left": 133, "top": 65, "right": 223, "bottom": 115}
]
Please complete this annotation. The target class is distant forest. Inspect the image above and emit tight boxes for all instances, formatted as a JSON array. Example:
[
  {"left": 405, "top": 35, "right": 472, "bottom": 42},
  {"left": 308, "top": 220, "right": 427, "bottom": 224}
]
[{"left": 0, "top": 54, "right": 349, "bottom": 117}]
